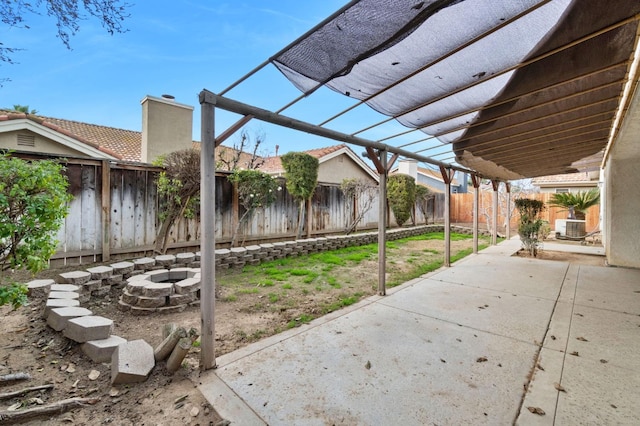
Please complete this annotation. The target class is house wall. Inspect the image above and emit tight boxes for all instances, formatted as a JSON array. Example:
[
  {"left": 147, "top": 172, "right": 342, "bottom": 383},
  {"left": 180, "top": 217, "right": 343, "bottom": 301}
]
[
  {"left": 317, "top": 154, "right": 376, "bottom": 185},
  {"left": 537, "top": 183, "right": 598, "bottom": 194},
  {"left": 0, "top": 129, "right": 88, "bottom": 157}
]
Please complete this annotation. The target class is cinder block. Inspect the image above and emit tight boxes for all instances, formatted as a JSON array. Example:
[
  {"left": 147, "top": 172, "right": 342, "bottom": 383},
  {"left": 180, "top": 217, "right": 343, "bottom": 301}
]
[
  {"left": 136, "top": 296, "right": 166, "bottom": 308},
  {"left": 111, "top": 339, "right": 154, "bottom": 384},
  {"left": 47, "top": 307, "right": 93, "bottom": 331},
  {"left": 63, "top": 315, "right": 113, "bottom": 343},
  {"left": 82, "top": 335, "right": 126, "bottom": 363},
  {"left": 27, "top": 279, "right": 55, "bottom": 298},
  {"left": 58, "top": 271, "right": 91, "bottom": 285}
]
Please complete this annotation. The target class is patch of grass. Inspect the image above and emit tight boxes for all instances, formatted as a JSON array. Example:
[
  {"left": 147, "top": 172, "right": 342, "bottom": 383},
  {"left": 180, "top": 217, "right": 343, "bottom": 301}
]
[
  {"left": 289, "top": 268, "right": 313, "bottom": 276},
  {"left": 237, "top": 288, "right": 260, "bottom": 294},
  {"left": 268, "top": 293, "right": 279, "bottom": 303},
  {"left": 312, "top": 252, "right": 345, "bottom": 266},
  {"left": 192, "top": 339, "right": 201, "bottom": 348},
  {"left": 250, "top": 329, "right": 267, "bottom": 340},
  {"left": 344, "top": 252, "right": 370, "bottom": 263},
  {"left": 302, "top": 273, "right": 318, "bottom": 284},
  {"left": 322, "top": 293, "right": 363, "bottom": 314},
  {"left": 423, "top": 248, "right": 439, "bottom": 254},
  {"left": 301, "top": 288, "right": 310, "bottom": 295},
  {"left": 326, "top": 276, "right": 341, "bottom": 289},
  {"left": 256, "top": 279, "right": 275, "bottom": 287},
  {"left": 282, "top": 283, "right": 293, "bottom": 290},
  {"left": 223, "top": 295, "right": 238, "bottom": 302},
  {"left": 287, "top": 314, "right": 314, "bottom": 328}
]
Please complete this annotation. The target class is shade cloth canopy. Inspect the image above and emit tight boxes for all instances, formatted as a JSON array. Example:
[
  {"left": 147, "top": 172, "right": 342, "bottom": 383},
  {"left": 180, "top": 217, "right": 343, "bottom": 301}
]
[{"left": 270, "top": 0, "right": 640, "bottom": 179}]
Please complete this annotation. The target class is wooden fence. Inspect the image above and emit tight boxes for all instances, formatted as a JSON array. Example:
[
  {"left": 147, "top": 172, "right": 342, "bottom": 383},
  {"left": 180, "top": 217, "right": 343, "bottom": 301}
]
[{"left": 12, "top": 154, "right": 598, "bottom": 266}]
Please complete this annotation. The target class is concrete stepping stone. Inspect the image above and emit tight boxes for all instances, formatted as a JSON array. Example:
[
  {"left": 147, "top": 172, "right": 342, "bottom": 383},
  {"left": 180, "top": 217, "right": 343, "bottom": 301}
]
[
  {"left": 63, "top": 315, "right": 113, "bottom": 343},
  {"left": 134, "top": 257, "right": 156, "bottom": 270},
  {"left": 50, "top": 284, "right": 80, "bottom": 292},
  {"left": 176, "top": 252, "right": 195, "bottom": 264},
  {"left": 47, "top": 307, "right": 93, "bottom": 331},
  {"left": 111, "top": 339, "right": 155, "bottom": 384},
  {"left": 86, "top": 265, "right": 114, "bottom": 280},
  {"left": 27, "top": 279, "right": 55, "bottom": 297},
  {"left": 48, "top": 291, "right": 80, "bottom": 300},
  {"left": 44, "top": 299, "right": 80, "bottom": 317},
  {"left": 82, "top": 335, "right": 126, "bottom": 363},
  {"left": 58, "top": 271, "right": 91, "bottom": 285},
  {"left": 110, "top": 261, "right": 135, "bottom": 275}
]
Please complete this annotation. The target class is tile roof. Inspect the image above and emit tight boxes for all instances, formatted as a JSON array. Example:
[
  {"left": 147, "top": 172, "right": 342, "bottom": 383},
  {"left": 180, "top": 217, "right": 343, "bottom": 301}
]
[
  {"left": 260, "top": 144, "right": 350, "bottom": 174},
  {"left": 532, "top": 172, "right": 596, "bottom": 185},
  {"left": 0, "top": 110, "right": 141, "bottom": 161}
]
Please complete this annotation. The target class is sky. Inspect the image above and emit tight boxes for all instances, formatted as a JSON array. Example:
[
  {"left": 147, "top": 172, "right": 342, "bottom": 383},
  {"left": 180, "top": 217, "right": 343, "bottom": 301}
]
[{"left": 1, "top": 0, "right": 433, "bottom": 160}]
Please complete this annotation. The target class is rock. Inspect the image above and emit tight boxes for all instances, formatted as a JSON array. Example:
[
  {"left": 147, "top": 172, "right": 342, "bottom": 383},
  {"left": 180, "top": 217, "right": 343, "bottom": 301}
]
[{"left": 111, "top": 340, "right": 155, "bottom": 384}]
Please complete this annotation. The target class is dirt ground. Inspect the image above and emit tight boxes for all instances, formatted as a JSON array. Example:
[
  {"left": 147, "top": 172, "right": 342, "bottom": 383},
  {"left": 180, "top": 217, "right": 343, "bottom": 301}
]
[{"left": 0, "top": 236, "right": 603, "bottom": 425}]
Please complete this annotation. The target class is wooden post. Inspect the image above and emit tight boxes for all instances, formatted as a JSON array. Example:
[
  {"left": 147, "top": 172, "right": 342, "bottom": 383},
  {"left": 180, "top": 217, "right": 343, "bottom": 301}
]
[
  {"left": 440, "top": 166, "right": 453, "bottom": 266},
  {"left": 471, "top": 175, "right": 481, "bottom": 254},
  {"left": 378, "top": 151, "right": 387, "bottom": 296},
  {"left": 199, "top": 92, "right": 216, "bottom": 370},
  {"left": 101, "top": 160, "right": 111, "bottom": 262},
  {"left": 232, "top": 182, "right": 239, "bottom": 243},
  {"left": 491, "top": 180, "right": 499, "bottom": 245},
  {"left": 505, "top": 182, "right": 511, "bottom": 240},
  {"left": 306, "top": 197, "right": 312, "bottom": 238}
]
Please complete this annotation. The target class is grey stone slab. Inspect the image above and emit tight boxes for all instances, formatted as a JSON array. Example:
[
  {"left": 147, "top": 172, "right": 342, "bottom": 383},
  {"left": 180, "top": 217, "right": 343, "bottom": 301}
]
[
  {"left": 168, "top": 267, "right": 191, "bottom": 281},
  {"left": 126, "top": 280, "right": 148, "bottom": 295},
  {"left": 50, "top": 284, "right": 80, "bottom": 292},
  {"left": 58, "top": 271, "right": 91, "bottom": 285},
  {"left": 27, "top": 279, "right": 54, "bottom": 297},
  {"left": 47, "top": 307, "right": 93, "bottom": 331},
  {"left": 136, "top": 296, "right": 166, "bottom": 308},
  {"left": 111, "top": 339, "right": 155, "bottom": 384},
  {"left": 155, "top": 254, "right": 176, "bottom": 267},
  {"left": 176, "top": 252, "right": 196, "bottom": 263},
  {"left": 63, "top": 315, "right": 113, "bottom": 343},
  {"left": 213, "top": 303, "right": 537, "bottom": 425},
  {"left": 198, "top": 372, "right": 267, "bottom": 426},
  {"left": 133, "top": 257, "right": 156, "bottom": 270},
  {"left": 48, "top": 291, "right": 79, "bottom": 300},
  {"left": 44, "top": 298, "right": 80, "bottom": 317},
  {"left": 82, "top": 279, "right": 102, "bottom": 292},
  {"left": 142, "top": 282, "right": 172, "bottom": 297},
  {"left": 110, "top": 261, "right": 135, "bottom": 275},
  {"left": 146, "top": 269, "right": 169, "bottom": 283},
  {"left": 86, "top": 265, "right": 114, "bottom": 280},
  {"left": 174, "top": 278, "right": 200, "bottom": 294},
  {"left": 82, "top": 335, "right": 126, "bottom": 363}
]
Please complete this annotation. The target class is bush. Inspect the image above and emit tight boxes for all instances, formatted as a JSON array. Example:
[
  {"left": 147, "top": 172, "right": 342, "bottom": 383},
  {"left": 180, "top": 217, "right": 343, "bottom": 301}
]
[
  {"left": 514, "top": 198, "right": 545, "bottom": 256},
  {"left": 0, "top": 154, "right": 72, "bottom": 308},
  {"left": 387, "top": 174, "right": 416, "bottom": 226}
]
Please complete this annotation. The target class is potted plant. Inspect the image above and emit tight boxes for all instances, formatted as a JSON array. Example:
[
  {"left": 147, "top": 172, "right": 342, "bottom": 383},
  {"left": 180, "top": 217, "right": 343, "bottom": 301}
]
[
  {"left": 514, "top": 198, "right": 546, "bottom": 257},
  {"left": 548, "top": 188, "right": 600, "bottom": 220}
]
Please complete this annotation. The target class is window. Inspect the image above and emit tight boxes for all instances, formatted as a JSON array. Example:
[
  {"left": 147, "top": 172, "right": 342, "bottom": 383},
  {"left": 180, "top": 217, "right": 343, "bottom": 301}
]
[{"left": 555, "top": 188, "right": 569, "bottom": 193}]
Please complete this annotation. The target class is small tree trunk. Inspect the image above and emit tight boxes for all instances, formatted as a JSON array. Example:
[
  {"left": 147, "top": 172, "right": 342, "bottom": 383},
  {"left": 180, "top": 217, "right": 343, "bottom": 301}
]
[
  {"left": 166, "top": 337, "right": 192, "bottom": 373},
  {"left": 154, "top": 327, "right": 187, "bottom": 361}
]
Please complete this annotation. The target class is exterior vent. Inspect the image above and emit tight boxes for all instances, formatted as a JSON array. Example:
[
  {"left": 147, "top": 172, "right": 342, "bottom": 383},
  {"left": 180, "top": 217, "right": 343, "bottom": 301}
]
[{"left": 17, "top": 134, "right": 35, "bottom": 147}]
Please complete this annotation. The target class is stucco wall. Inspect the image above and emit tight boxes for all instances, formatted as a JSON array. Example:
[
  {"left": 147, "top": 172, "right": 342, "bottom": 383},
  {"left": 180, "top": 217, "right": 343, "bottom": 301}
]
[
  {"left": 0, "top": 129, "right": 87, "bottom": 157},
  {"left": 317, "top": 154, "right": 376, "bottom": 185}
]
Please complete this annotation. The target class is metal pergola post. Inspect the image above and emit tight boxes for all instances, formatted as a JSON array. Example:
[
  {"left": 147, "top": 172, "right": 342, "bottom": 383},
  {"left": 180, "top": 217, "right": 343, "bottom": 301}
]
[
  {"left": 471, "top": 175, "right": 481, "bottom": 254},
  {"left": 505, "top": 182, "right": 511, "bottom": 240},
  {"left": 491, "top": 180, "right": 499, "bottom": 246},
  {"left": 378, "top": 151, "right": 388, "bottom": 296},
  {"left": 440, "top": 166, "right": 454, "bottom": 267}
]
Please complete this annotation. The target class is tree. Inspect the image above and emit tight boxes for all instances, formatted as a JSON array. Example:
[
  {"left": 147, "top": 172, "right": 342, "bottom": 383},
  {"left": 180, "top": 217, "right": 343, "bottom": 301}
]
[
  {"left": 0, "top": 153, "right": 72, "bottom": 308},
  {"left": 280, "top": 152, "right": 319, "bottom": 239},
  {"left": 1, "top": 0, "right": 130, "bottom": 65},
  {"left": 387, "top": 174, "right": 416, "bottom": 227},
  {"left": 154, "top": 149, "right": 200, "bottom": 254},
  {"left": 228, "top": 170, "right": 280, "bottom": 247},
  {"left": 341, "top": 178, "right": 378, "bottom": 234},
  {"left": 415, "top": 185, "right": 433, "bottom": 225},
  {"left": 548, "top": 189, "right": 600, "bottom": 220},
  {"left": 7, "top": 105, "right": 38, "bottom": 114},
  {"left": 216, "top": 129, "right": 267, "bottom": 172}
]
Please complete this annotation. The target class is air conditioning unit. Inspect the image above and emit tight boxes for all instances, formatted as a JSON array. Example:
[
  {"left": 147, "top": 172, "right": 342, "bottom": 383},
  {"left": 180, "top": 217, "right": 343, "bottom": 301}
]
[{"left": 555, "top": 219, "right": 567, "bottom": 236}]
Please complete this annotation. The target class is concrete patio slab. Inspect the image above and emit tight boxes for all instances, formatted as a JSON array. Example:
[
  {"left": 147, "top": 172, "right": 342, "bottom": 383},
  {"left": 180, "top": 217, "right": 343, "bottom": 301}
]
[{"left": 197, "top": 238, "right": 640, "bottom": 425}]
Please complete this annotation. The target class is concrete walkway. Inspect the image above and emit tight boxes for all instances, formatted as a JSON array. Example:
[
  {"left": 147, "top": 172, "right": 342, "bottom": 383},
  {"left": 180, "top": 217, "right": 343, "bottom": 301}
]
[{"left": 197, "top": 238, "right": 640, "bottom": 425}]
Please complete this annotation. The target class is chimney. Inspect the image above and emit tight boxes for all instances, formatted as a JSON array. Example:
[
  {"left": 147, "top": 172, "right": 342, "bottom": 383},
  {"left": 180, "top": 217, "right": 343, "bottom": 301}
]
[
  {"left": 141, "top": 95, "right": 194, "bottom": 163},
  {"left": 397, "top": 159, "right": 418, "bottom": 180}
]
